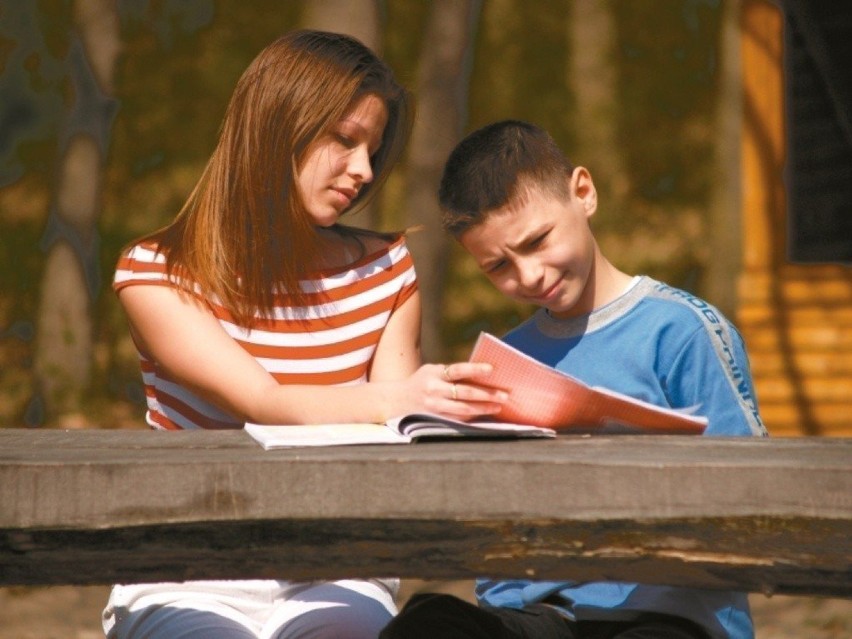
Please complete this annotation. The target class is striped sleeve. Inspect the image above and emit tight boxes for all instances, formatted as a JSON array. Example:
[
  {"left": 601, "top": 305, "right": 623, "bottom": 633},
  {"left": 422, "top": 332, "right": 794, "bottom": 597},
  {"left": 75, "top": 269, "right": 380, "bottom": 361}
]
[{"left": 114, "top": 243, "right": 170, "bottom": 290}]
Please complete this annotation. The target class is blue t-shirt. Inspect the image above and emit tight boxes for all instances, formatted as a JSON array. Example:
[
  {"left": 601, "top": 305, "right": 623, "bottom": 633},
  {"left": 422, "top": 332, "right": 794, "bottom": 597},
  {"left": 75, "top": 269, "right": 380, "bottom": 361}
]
[{"left": 476, "top": 277, "right": 766, "bottom": 639}]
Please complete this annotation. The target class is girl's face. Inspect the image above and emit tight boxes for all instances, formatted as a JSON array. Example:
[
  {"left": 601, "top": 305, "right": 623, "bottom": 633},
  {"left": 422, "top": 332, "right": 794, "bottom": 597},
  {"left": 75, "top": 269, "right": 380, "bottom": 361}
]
[{"left": 297, "top": 93, "right": 389, "bottom": 227}]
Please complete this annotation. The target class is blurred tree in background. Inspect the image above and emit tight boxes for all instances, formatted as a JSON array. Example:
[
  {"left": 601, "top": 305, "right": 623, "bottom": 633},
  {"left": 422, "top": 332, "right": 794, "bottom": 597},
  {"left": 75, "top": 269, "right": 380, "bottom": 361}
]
[{"left": 0, "top": 0, "right": 729, "bottom": 428}]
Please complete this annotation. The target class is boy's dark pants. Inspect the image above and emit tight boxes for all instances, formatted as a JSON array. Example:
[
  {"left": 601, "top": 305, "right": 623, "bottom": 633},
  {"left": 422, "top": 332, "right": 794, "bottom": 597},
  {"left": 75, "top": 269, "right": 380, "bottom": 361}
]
[{"left": 379, "top": 593, "right": 707, "bottom": 639}]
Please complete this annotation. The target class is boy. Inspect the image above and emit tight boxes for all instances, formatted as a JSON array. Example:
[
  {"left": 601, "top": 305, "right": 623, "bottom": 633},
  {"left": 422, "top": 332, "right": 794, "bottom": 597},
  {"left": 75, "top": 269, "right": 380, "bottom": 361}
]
[{"left": 380, "top": 121, "right": 766, "bottom": 639}]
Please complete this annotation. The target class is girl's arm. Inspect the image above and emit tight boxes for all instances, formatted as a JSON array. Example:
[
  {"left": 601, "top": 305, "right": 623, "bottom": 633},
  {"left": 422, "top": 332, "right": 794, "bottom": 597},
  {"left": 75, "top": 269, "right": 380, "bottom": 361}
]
[
  {"left": 118, "top": 284, "right": 505, "bottom": 425},
  {"left": 367, "top": 287, "right": 423, "bottom": 381}
]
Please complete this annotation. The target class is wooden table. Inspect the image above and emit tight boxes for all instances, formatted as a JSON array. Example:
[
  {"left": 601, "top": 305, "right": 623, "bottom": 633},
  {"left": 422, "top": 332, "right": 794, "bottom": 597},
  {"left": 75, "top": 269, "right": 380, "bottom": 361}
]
[{"left": 1, "top": 428, "right": 850, "bottom": 597}]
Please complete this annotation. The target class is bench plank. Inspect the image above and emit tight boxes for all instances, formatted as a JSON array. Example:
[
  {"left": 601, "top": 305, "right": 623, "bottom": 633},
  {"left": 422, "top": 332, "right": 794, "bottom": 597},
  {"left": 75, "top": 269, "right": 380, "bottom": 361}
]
[{"left": 1, "top": 429, "right": 850, "bottom": 596}]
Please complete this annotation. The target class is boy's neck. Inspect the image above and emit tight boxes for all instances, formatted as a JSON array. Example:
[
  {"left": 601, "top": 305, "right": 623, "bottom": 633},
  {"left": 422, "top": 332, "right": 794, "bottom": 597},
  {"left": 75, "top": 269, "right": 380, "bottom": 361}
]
[
  {"left": 592, "top": 257, "right": 634, "bottom": 309},
  {"left": 550, "top": 250, "right": 633, "bottom": 320},
  {"left": 547, "top": 255, "right": 633, "bottom": 319}
]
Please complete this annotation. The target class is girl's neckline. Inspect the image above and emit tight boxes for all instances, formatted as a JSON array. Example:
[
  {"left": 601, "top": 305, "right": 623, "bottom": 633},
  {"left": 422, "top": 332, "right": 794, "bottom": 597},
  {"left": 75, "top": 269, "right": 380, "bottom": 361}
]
[{"left": 306, "top": 230, "right": 403, "bottom": 278}]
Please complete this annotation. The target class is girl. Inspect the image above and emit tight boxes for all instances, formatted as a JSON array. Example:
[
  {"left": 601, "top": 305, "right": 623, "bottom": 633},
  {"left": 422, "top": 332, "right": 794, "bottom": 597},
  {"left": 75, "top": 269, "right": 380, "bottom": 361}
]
[{"left": 104, "top": 30, "right": 505, "bottom": 639}]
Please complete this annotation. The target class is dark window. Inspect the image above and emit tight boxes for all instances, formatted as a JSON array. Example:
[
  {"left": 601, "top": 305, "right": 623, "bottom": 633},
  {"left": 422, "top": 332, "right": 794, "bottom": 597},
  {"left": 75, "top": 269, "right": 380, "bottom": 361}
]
[{"left": 783, "top": 0, "right": 852, "bottom": 263}]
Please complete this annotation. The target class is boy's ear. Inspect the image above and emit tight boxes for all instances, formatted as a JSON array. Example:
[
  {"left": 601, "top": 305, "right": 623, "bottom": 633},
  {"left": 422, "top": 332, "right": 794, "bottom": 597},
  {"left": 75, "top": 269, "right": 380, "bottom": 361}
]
[{"left": 570, "top": 166, "right": 597, "bottom": 217}]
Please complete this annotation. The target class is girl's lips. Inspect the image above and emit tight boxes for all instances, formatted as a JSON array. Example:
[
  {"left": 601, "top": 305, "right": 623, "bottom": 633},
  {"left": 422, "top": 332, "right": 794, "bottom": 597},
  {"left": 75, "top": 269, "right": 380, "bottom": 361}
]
[{"left": 332, "top": 187, "right": 358, "bottom": 206}]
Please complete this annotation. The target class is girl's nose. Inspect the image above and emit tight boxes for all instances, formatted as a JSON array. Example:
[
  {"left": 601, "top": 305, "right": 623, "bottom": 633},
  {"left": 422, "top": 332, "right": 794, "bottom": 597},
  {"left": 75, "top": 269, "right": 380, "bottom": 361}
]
[{"left": 348, "top": 145, "right": 374, "bottom": 184}]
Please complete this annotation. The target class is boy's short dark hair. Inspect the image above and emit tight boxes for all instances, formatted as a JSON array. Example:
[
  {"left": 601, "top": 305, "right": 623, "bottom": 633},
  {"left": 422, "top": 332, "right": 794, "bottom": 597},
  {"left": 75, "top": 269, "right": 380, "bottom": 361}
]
[{"left": 439, "top": 120, "right": 576, "bottom": 236}]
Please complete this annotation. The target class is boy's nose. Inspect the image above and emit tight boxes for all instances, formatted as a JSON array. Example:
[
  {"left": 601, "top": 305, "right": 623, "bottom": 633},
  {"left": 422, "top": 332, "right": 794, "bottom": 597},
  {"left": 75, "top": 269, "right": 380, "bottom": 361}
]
[{"left": 515, "top": 258, "right": 544, "bottom": 291}]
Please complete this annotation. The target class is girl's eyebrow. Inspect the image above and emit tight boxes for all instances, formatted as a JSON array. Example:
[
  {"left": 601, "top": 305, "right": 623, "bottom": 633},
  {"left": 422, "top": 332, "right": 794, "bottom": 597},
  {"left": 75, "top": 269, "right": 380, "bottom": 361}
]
[{"left": 337, "top": 119, "right": 383, "bottom": 154}]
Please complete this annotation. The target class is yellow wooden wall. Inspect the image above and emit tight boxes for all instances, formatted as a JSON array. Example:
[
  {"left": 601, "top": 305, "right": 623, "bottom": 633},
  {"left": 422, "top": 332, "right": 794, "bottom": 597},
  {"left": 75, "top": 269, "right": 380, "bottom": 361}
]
[{"left": 738, "top": 1, "right": 852, "bottom": 436}]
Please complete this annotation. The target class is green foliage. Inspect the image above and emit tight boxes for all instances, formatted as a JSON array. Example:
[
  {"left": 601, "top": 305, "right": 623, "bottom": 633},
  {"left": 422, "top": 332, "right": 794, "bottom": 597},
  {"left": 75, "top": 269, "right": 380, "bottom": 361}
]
[
  {"left": 383, "top": 0, "right": 432, "bottom": 87},
  {"left": 0, "top": 219, "right": 42, "bottom": 426},
  {"left": 613, "top": 0, "right": 721, "bottom": 215},
  {"left": 468, "top": 0, "right": 574, "bottom": 147},
  {"left": 106, "top": 0, "right": 302, "bottom": 235},
  {"left": 0, "top": 2, "right": 70, "bottom": 186}
]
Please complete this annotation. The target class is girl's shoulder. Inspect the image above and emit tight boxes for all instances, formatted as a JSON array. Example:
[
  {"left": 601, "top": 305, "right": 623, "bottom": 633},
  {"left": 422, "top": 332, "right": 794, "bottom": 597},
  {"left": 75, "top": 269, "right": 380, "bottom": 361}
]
[
  {"left": 113, "top": 239, "right": 186, "bottom": 292},
  {"left": 119, "top": 238, "right": 164, "bottom": 259},
  {"left": 115, "top": 240, "right": 165, "bottom": 273}
]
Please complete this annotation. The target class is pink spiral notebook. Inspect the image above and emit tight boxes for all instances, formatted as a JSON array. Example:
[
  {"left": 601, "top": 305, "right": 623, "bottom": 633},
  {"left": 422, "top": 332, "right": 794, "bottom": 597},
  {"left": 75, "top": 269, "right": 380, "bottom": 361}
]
[{"left": 469, "top": 332, "right": 707, "bottom": 435}]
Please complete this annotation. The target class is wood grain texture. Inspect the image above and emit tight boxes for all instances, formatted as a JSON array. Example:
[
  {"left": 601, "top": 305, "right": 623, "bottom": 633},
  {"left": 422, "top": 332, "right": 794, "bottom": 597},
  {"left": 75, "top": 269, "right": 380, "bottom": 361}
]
[{"left": 1, "top": 429, "right": 850, "bottom": 596}]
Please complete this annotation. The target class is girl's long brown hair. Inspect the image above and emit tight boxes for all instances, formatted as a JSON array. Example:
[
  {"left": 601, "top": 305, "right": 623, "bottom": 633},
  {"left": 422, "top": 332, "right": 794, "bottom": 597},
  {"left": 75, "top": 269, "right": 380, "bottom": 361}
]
[{"left": 141, "top": 30, "right": 414, "bottom": 323}]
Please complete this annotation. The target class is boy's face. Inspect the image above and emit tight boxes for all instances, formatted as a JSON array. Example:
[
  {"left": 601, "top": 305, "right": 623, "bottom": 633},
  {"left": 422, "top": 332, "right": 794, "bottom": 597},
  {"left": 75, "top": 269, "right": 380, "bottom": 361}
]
[{"left": 459, "top": 171, "right": 598, "bottom": 319}]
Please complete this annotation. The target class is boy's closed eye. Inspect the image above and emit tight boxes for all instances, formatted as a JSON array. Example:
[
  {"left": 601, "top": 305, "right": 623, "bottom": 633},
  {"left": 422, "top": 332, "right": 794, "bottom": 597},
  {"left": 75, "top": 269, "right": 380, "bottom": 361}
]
[
  {"left": 482, "top": 231, "right": 550, "bottom": 274},
  {"left": 485, "top": 259, "right": 508, "bottom": 274},
  {"left": 527, "top": 231, "right": 549, "bottom": 248}
]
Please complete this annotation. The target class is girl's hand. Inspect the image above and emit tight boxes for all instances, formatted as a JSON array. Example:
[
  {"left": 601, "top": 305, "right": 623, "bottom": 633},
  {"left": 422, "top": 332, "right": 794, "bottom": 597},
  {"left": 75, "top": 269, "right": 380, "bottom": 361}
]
[{"left": 393, "top": 362, "right": 508, "bottom": 420}]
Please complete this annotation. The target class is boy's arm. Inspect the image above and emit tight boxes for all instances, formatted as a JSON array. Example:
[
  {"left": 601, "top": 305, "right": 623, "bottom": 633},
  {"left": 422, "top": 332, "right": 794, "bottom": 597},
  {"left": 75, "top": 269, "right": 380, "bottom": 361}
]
[{"left": 666, "top": 326, "right": 766, "bottom": 437}]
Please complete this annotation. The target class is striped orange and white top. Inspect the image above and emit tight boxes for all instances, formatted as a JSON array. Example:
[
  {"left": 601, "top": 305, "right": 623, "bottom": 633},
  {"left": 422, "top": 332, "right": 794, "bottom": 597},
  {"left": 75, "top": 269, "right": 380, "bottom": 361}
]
[{"left": 113, "top": 235, "right": 418, "bottom": 430}]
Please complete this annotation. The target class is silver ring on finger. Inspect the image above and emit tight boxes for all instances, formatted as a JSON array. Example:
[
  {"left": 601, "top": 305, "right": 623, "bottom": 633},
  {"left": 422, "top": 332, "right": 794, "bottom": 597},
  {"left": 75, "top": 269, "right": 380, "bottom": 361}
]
[
  {"left": 443, "top": 365, "right": 452, "bottom": 381},
  {"left": 451, "top": 383, "right": 458, "bottom": 401}
]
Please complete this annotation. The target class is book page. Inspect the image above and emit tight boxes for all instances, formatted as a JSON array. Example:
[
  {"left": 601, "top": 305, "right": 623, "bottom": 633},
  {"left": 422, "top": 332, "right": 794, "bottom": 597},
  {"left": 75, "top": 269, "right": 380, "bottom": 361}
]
[{"left": 244, "top": 423, "right": 409, "bottom": 449}]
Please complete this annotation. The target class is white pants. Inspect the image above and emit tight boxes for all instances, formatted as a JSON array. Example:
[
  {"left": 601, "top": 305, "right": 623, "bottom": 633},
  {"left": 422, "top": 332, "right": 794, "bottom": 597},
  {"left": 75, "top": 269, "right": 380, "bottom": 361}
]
[{"left": 103, "top": 579, "right": 398, "bottom": 639}]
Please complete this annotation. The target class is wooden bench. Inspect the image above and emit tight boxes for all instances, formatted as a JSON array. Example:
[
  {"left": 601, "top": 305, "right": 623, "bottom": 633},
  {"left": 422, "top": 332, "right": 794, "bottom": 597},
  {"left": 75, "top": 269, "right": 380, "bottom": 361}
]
[{"left": 1, "top": 428, "right": 850, "bottom": 597}]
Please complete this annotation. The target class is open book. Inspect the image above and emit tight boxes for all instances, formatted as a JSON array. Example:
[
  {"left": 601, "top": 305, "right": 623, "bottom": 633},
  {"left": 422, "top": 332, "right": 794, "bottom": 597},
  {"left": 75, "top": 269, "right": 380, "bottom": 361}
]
[
  {"left": 244, "top": 414, "right": 556, "bottom": 449},
  {"left": 468, "top": 332, "right": 707, "bottom": 435}
]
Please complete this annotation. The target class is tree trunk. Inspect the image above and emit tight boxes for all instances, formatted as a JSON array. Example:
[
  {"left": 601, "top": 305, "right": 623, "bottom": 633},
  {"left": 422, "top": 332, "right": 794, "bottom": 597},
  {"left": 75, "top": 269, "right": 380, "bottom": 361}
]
[
  {"left": 569, "top": 0, "right": 628, "bottom": 215},
  {"left": 405, "top": 0, "right": 480, "bottom": 361},
  {"left": 302, "top": 0, "right": 382, "bottom": 230},
  {"left": 34, "top": 0, "right": 119, "bottom": 420},
  {"left": 705, "top": 0, "right": 743, "bottom": 317},
  {"left": 302, "top": 0, "right": 381, "bottom": 50}
]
